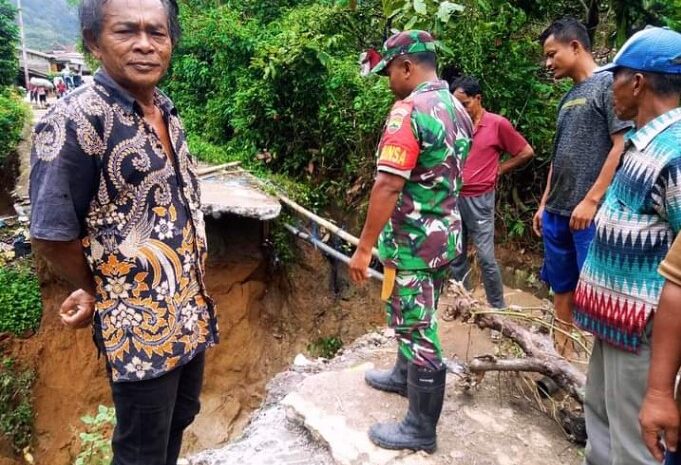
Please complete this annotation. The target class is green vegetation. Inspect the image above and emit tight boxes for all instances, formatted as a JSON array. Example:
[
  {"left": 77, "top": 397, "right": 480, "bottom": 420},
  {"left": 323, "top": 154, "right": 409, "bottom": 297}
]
[
  {"left": 74, "top": 405, "right": 116, "bottom": 465},
  {"left": 0, "top": 262, "right": 43, "bottom": 335},
  {"left": 308, "top": 336, "right": 344, "bottom": 359},
  {"left": 165, "top": 1, "right": 392, "bottom": 200},
  {"left": 0, "top": 0, "right": 29, "bottom": 165},
  {"left": 165, "top": 0, "right": 559, "bottom": 246},
  {"left": 0, "top": 89, "right": 29, "bottom": 165},
  {"left": 165, "top": 0, "right": 679, "bottom": 248},
  {"left": 0, "top": 0, "right": 18, "bottom": 87},
  {"left": 0, "top": 357, "right": 34, "bottom": 452}
]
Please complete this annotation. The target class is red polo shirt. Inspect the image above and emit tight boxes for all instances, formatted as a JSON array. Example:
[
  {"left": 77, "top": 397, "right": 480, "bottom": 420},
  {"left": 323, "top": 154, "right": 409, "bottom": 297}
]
[{"left": 461, "top": 111, "right": 528, "bottom": 197}]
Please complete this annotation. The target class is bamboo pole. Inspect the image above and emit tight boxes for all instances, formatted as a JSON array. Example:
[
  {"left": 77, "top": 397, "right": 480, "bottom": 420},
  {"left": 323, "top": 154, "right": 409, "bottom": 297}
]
[
  {"left": 196, "top": 161, "right": 241, "bottom": 177},
  {"left": 283, "top": 223, "right": 384, "bottom": 281},
  {"left": 197, "top": 165, "right": 379, "bottom": 259},
  {"left": 278, "top": 194, "right": 379, "bottom": 258}
]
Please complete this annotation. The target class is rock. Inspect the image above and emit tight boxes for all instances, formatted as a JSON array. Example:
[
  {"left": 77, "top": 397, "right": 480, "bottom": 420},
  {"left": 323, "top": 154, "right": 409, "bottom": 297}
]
[
  {"left": 293, "top": 354, "right": 312, "bottom": 367},
  {"left": 514, "top": 269, "right": 529, "bottom": 283}
]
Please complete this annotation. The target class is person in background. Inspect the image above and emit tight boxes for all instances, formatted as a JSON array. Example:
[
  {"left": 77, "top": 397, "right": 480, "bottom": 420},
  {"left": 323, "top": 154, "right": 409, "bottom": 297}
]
[
  {"left": 450, "top": 75, "right": 534, "bottom": 309},
  {"left": 349, "top": 30, "right": 472, "bottom": 453},
  {"left": 37, "top": 86, "right": 46, "bottom": 108},
  {"left": 572, "top": 26, "right": 681, "bottom": 464},
  {"left": 56, "top": 80, "right": 67, "bottom": 99},
  {"left": 29, "top": 0, "right": 218, "bottom": 463},
  {"left": 534, "top": 18, "right": 631, "bottom": 356}
]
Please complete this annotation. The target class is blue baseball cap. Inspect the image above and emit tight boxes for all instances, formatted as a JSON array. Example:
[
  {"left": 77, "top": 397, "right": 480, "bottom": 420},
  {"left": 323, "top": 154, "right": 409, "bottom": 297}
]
[{"left": 597, "top": 26, "right": 681, "bottom": 75}]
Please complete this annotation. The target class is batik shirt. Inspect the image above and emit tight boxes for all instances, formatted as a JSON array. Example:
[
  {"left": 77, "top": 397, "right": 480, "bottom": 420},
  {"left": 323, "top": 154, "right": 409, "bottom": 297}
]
[
  {"left": 574, "top": 108, "right": 681, "bottom": 352},
  {"left": 30, "top": 69, "right": 218, "bottom": 382},
  {"left": 376, "top": 80, "right": 473, "bottom": 270}
]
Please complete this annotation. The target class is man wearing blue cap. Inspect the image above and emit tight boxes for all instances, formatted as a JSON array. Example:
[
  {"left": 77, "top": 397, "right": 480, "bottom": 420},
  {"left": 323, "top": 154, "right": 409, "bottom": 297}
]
[{"left": 572, "top": 26, "right": 681, "bottom": 465}]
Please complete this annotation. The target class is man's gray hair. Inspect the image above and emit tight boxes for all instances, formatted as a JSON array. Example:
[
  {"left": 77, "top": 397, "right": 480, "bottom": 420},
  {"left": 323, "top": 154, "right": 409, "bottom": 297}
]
[{"left": 78, "top": 0, "right": 181, "bottom": 51}]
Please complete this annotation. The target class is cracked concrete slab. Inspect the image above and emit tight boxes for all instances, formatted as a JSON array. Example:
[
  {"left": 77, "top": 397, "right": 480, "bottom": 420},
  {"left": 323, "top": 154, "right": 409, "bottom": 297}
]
[{"left": 200, "top": 171, "right": 281, "bottom": 220}]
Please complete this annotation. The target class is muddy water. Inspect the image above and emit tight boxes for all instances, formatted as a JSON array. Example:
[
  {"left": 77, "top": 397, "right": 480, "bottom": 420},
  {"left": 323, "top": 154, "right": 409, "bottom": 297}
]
[{"left": 9, "top": 215, "right": 384, "bottom": 465}]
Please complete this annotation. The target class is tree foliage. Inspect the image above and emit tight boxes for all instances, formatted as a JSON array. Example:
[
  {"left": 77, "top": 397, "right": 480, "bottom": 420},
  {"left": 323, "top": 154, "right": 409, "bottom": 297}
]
[
  {"left": 611, "top": 0, "right": 681, "bottom": 46},
  {"left": 0, "top": 0, "right": 28, "bottom": 166},
  {"left": 0, "top": 0, "right": 18, "bottom": 87},
  {"left": 166, "top": 0, "right": 566, "bottom": 242},
  {"left": 165, "top": 0, "right": 679, "bottom": 246}
]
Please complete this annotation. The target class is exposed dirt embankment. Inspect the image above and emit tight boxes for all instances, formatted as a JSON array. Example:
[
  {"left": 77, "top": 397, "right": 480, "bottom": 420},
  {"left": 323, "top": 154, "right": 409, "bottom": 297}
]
[{"left": 7, "top": 214, "right": 383, "bottom": 465}]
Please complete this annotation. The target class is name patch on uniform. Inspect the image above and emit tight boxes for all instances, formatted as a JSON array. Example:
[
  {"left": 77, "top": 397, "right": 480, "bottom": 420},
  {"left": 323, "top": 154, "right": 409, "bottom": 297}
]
[
  {"left": 379, "top": 145, "right": 408, "bottom": 165},
  {"left": 387, "top": 108, "right": 410, "bottom": 134}
]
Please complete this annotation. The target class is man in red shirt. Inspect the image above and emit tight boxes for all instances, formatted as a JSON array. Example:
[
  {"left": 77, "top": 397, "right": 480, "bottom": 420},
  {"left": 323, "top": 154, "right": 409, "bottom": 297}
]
[{"left": 450, "top": 76, "right": 534, "bottom": 308}]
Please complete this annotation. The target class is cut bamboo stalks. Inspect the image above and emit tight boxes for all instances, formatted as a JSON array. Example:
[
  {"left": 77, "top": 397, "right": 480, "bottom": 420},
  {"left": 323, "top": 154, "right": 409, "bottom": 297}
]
[
  {"left": 278, "top": 194, "right": 379, "bottom": 259},
  {"left": 283, "top": 223, "right": 384, "bottom": 281}
]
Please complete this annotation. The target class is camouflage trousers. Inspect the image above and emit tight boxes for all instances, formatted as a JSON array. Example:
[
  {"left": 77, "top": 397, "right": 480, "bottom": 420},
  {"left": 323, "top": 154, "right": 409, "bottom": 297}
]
[{"left": 383, "top": 266, "right": 449, "bottom": 370}]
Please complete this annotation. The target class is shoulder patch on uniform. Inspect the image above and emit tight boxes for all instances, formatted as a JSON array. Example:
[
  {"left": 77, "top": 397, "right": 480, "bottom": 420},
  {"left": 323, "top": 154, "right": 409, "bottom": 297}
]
[{"left": 386, "top": 101, "right": 414, "bottom": 134}]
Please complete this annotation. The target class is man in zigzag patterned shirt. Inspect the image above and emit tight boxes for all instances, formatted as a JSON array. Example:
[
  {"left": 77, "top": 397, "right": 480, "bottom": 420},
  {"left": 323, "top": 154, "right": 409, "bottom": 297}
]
[
  {"left": 349, "top": 30, "right": 472, "bottom": 453},
  {"left": 573, "top": 27, "right": 681, "bottom": 465}
]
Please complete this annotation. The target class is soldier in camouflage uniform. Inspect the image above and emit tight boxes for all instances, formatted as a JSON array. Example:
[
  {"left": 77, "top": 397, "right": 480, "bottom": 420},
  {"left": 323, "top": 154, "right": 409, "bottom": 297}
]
[{"left": 349, "top": 30, "right": 472, "bottom": 453}]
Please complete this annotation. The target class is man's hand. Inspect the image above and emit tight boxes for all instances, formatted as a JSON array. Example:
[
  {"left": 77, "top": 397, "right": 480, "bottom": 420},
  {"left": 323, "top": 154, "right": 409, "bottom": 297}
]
[
  {"left": 349, "top": 248, "right": 372, "bottom": 284},
  {"left": 640, "top": 389, "right": 680, "bottom": 462},
  {"left": 570, "top": 198, "right": 598, "bottom": 231},
  {"left": 59, "top": 289, "right": 96, "bottom": 329},
  {"left": 533, "top": 205, "right": 545, "bottom": 237}
]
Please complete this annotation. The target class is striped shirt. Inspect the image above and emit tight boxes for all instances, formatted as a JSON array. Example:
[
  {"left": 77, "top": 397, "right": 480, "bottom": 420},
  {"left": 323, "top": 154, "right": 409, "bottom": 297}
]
[{"left": 574, "top": 107, "right": 681, "bottom": 352}]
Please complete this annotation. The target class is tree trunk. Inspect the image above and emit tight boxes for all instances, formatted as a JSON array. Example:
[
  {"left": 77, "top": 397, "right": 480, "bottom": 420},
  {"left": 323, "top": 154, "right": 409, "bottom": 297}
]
[{"left": 585, "top": 0, "right": 600, "bottom": 45}]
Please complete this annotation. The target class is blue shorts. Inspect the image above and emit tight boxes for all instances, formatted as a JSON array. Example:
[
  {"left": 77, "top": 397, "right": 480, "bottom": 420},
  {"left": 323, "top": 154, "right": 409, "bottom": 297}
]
[{"left": 540, "top": 210, "right": 595, "bottom": 294}]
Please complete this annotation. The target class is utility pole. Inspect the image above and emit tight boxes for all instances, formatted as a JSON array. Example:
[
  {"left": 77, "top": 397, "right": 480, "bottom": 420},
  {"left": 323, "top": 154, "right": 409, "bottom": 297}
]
[{"left": 17, "top": 0, "right": 30, "bottom": 89}]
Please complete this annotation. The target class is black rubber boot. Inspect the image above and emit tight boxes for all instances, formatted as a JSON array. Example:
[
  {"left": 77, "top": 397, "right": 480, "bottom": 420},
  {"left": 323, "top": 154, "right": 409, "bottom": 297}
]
[
  {"left": 364, "top": 351, "right": 409, "bottom": 397},
  {"left": 368, "top": 363, "right": 446, "bottom": 453}
]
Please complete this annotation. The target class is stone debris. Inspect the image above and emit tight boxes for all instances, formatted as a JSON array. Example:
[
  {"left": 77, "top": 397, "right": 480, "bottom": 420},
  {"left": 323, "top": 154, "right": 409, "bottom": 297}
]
[{"left": 293, "top": 353, "right": 313, "bottom": 367}]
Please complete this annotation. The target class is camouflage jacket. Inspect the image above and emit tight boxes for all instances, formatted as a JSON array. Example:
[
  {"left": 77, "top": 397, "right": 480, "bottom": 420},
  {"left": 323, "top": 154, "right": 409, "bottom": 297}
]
[{"left": 376, "top": 79, "right": 472, "bottom": 270}]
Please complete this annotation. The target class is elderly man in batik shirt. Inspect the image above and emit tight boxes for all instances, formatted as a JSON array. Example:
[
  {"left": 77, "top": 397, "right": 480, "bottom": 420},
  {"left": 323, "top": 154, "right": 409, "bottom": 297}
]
[{"left": 29, "top": 0, "right": 217, "bottom": 464}]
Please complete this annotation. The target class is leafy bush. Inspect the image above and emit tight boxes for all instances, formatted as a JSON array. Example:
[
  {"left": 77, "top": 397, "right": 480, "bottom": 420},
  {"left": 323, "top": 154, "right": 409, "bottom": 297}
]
[
  {"left": 229, "top": 4, "right": 392, "bottom": 182},
  {"left": 0, "top": 0, "right": 18, "bottom": 88},
  {"left": 74, "top": 405, "right": 116, "bottom": 465},
  {"left": 168, "top": 0, "right": 630, "bottom": 249},
  {"left": 0, "top": 262, "right": 43, "bottom": 335},
  {"left": 0, "top": 90, "right": 29, "bottom": 166},
  {"left": 308, "top": 336, "right": 343, "bottom": 358},
  {"left": 0, "top": 357, "right": 34, "bottom": 451},
  {"left": 168, "top": 2, "right": 392, "bottom": 206}
]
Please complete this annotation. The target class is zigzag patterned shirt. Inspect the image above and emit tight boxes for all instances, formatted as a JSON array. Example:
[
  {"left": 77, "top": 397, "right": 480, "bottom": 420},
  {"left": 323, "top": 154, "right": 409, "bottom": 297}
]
[{"left": 574, "top": 107, "right": 681, "bottom": 352}]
